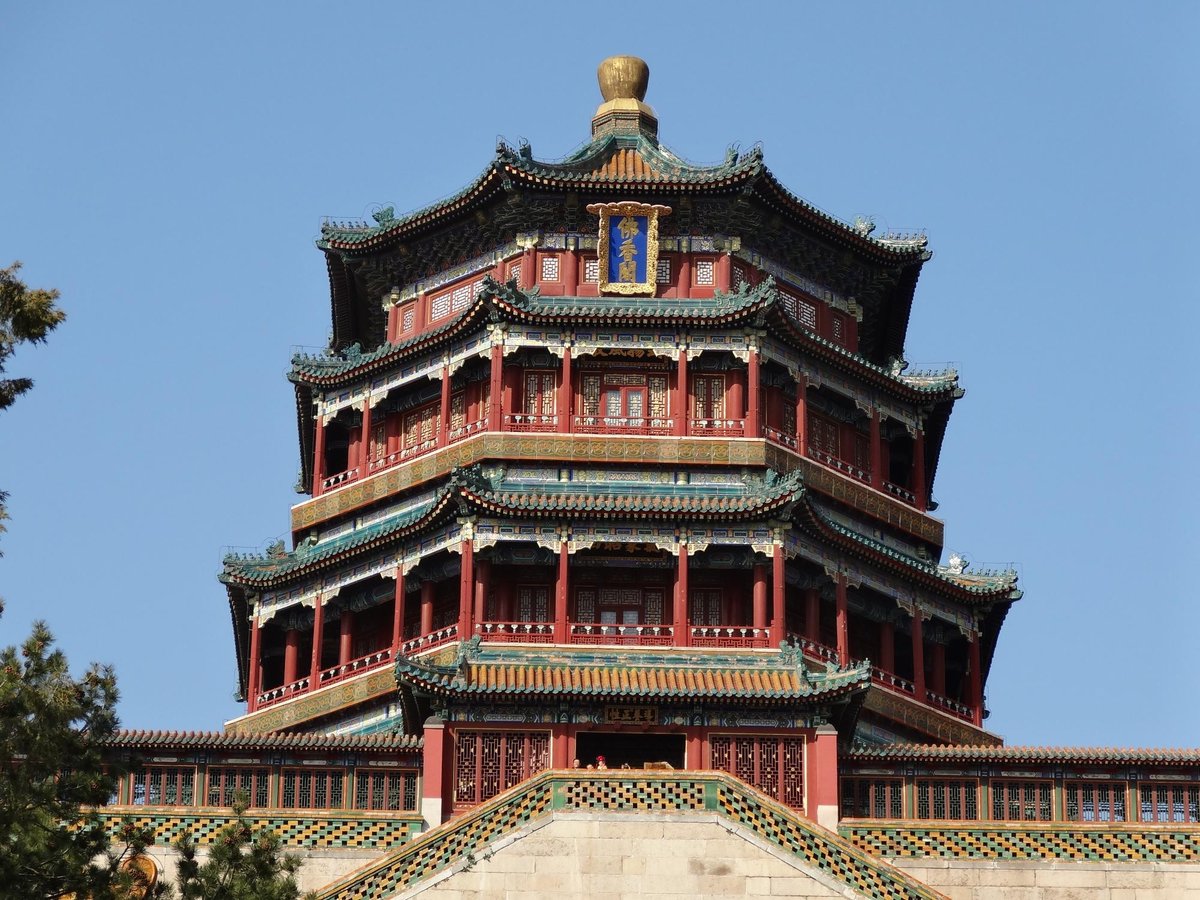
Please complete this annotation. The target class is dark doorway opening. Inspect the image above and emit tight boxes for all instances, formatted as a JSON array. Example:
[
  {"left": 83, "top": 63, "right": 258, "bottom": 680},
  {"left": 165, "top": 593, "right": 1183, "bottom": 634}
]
[{"left": 575, "top": 731, "right": 686, "bottom": 770}]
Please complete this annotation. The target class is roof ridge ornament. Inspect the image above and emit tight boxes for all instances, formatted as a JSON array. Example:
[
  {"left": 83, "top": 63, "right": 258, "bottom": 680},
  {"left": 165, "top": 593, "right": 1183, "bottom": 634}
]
[{"left": 592, "top": 56, "right": 658, "bottom": 139}]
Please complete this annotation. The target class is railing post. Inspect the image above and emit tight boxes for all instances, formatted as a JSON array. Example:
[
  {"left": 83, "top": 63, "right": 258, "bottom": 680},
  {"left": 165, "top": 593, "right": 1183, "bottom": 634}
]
[
  {"left": 421, "top": 716, "right": 446, "bottom": 828},
  {"left": 835, "top": 575, "right": 850, "bottom": 666},
  {"left": 311, "top": 410, "right": 327, "bottom": 495},
  {"left": 968, "top": 629, "right": 983, "bottom": 726},
  {"left": 675, "top": 542, "right": 690, "bottom": 647},
  {"left": 247, "top": 613, "right": 261, "bottom": 711}
]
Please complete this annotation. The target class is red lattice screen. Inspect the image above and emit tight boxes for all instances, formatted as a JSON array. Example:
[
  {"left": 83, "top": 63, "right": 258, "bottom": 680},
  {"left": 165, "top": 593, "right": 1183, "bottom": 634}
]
[
  {"left": 710, "top": 734, "right": 804, "bottom": 810},
  {"left": 453, "top": 730, "right": 551, "bottom": 808}
]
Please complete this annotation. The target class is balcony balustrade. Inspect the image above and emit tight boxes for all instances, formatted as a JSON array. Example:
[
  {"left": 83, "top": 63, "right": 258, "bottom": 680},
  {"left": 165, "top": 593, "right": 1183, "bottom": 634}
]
[
  {"left": 316, "top": 648, "right": 393, "bottom": 688},
  {"left": 449, "top": 417, "right": 487, "bottom": 443},
  {"left": 807, "top": 447, "right": 871, "bottom": 485},
  {"left": 503, "top": 413, "right": 557, "bottom": 433},
  {"left": 690, "top": 418, "right": 745, "bottom": 437},
  {"left": 882, "top": 480, "right": 917, "bottom": 504},
  {"left": 255, "top": 675, "right": 310, "bottom": 709},
  {"left": 322, "top": 467, "right": 359, "bottom": 491},
  {"left": 690, "top": 626, "right": 770, "bottom": 648},
  {"left": 871, "top": 666, "right": 914, "bottom": 695},
  {"left": 400, "top": 624, "right": 458, "bottom": 655},
  {"left": 569, "top": 623, "right": 673, "bottom": 646},
  {"left": 476, "top": 621, "right": 555, "bottom": 643},
  {"left": 762, "top": 425, "right": 796, "bottom": 449},
  {"left": 573, "top": 416, "right": 673, "bottom": 436}
]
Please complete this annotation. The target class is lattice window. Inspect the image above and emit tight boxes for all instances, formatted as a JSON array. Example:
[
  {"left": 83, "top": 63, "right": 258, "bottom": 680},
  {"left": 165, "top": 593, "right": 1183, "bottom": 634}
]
[
  {"left": 582, "top": 375, "right": 601, "bottom": 417},
  {"left": 370, "top": 421, "right": 388, "bottom": 462},
  {"left": 710, "top": 735, "right": 804, "bottom": 810},
  {"left": 517, "top": 586, "right": 549, "bottom": 622},
  {"left": 782, "top": 400, "right": 796, "bottom": 438},
  {"left": 809, "top": 414, "right": 840, "bottom": 457},
  {"left": 991, "top": 780, "right": 1052, "bottom": 822},
  {"left": 584, "top": 258, "right": 599, "bottom": 283},
  {"left": 1066, "top": 782, "right": 1127, "bottom": 822},
  {"left": 1140, "top": 783, "right": 1200, "bottom": 823},
  {"left": 841, "top": 777, "right": 904, "bottom": 819},
  {"left": 830, "top": 312, "right": 848, "bottom": 346},
  {"left": 797, "top": 297, "right": 818, "bottom": 330},
  {"left": 450, "top": 391, "right": 466, "bottom": 432},
  {"left": 540, "top": 255, "right": 560, "bottom": 282},
  {"left": 401, "top": 305, "right": 415, "bottom": 333},
  {"left": 649, "top": 376, "right": 667, "bottom": 420},
  {"left": 450, "top": 282, "right": 473, "bottom": 312},
  {"left": 402, "top": 404, "right": 438, "bottom": 451},
  {"left": 524, "top": 371, "right": 556, "bottom": 416},
  {"left": 689, "top": 589, "right": 722, "bottom": 626},
  {"left": 430, "top": 291, "right": 452, "bottom": 320},
  {"left": 694, "top": 259, "right": 715, "bottom": 286},
  {"left": 915, "top": 779, "right": 978, "bottom": 820},
  {"left": 508, "top": 262, "right": 522, "bottom": 283},
  {"left": 131, "top": 766, "right": 195, "bottom": 807},
  {"left": 656, "top": 258, "right": 671, "bottom": 284},
  {"left": 694, "top": 375, "right": 725, "bottom": 420},
  {"left": 854, "top": 433, "right": 872, "bottom": 474},
  {"left": 643, "top": 589, "right": 663, "bottom": 625},
  {"left": 206, "top": 767, "right": 270, "bottom": 808},
  {"left": 576, "top": 588, "right": 595, "bottom": 622},
  {"left": 732, "top": 265, "right": 746, "bottom": 289},
  {"left": 280, "top": 768, "right": 345, "bottom": 809},
  {"left": 454, "top": 730, "right": 551, "bottom": 806},
  {"left": 354, "top": 770, "right": 418, "bottom": 811},
  {"left": 605, "top": 373, "right": 647, "bottom": 386}
]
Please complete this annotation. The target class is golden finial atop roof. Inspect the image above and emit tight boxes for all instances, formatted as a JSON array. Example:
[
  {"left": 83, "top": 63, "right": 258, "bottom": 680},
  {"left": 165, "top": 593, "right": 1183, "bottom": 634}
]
[{"left": 592, "top": 56, "right": 658, "bottom": 139}]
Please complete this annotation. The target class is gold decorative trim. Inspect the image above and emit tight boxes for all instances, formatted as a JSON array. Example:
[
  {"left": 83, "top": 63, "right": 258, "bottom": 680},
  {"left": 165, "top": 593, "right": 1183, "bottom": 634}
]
[{"left": 586, "top": 202, "right": 671, "bottom": 295}]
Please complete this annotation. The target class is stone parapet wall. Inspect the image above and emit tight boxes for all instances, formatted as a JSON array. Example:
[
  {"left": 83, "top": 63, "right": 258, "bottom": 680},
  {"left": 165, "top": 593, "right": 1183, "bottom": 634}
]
[{"left": 893, "top": 857, "right": 1200, "bottom": 900}]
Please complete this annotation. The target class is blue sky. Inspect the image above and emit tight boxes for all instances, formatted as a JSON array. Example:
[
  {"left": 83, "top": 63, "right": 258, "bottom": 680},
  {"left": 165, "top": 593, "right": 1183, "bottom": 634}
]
[{"left": 2, "top": 3, "right": 1196, "bottom": 745}]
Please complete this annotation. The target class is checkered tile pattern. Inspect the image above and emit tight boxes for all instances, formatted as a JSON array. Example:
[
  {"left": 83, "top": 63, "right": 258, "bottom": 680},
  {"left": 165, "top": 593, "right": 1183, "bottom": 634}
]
[
  {"left": 717, "top": 787, "right": 941, "bottom": 900},
  {"left": 560, "top": 778, "right": 707, "bottom": 811},
  {"left": 334, "top": 783, "right": 554, "bottom": 900},
  {"left": 844, "top": 824, "right": 1200, "bottom": 861},
  {"left": 95, "top": 811, "right": 418, "bottom": 850}
]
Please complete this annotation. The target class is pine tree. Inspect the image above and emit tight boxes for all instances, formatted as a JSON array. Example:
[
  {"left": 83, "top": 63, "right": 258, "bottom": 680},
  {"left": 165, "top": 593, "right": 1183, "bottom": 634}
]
[
  {"left": 173, "top": 794, "right": 315, "bottom": 900},
  {"left": 0, "top": 610, "right": 139, "bottom": 900}
]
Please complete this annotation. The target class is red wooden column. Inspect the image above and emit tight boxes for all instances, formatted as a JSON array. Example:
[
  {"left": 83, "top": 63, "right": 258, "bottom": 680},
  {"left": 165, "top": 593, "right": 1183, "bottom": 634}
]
[
  {"left": 677, "top": 255, "right": 691, "bottom": 299},
  {"left": 795, "top": 373, "right": 808, "bottom": 455},
  {"left": 338, "top": 608, "right": 354, "bottom": 667},
  {"left": 282, "top": 628, "right": 300, "bottom": 687},
  {"left": 912, "top": 429, "right": 927, "bottom": 511},
  {"left": 869, "top": 410, "right": 882, "bottom": 486},
  {"left": 879, "top": 620, "right": 895, "bottom": 674},
  {"left": 746, "top": 348, "right": 761, "bottom": 438},
  {"left": 674, "top": 348, "right": 688, "bottom": 437},
  {"left": 438, "top": 365, "right": 451, "bottom": 448},
  {"left": 458, "top": 537, "right": 475, "bottom": 639},
  {"left": 554, "top": 539, "right": 569, "bottom": 643},
  {"left": 311, "top": 413, "right": 327, "bottom": 495},
  {"left": 752, "top": 564, "right": 768, "bottom": 631},
  {"left": 498, "top": 581, "right": 515, "bottom": 622},
  {"left": 247, "top": 615, "right": 262, "bottom": 711},
  {"left": 421, "top": 716, "right": 446, "bottom": 827},
  {"left": 391, "top": 571, "right": 406, "bottom": 652},
  {"left": 931, "top": 641, "right": 946, "bottom": 697},
  {"left": 488, "top": 343, "right": 503, "bottom": 432},
  {"left": 562, "top": 246, "right": 579, "bottom": 295},
  {"left": 474, "top": 559, "right": 491, "bottom": 626},
  {"left": 420, "top": 581, "right": 434, "bottom": 636},
  {"left": 520, "top": 245, "right": 536, "bottom": 289},
  {"left": 675, "top": 544, "right": 690, "bottom": 647},
  {"left": 835, "top": 575, "right": 850, "bottom": 666},
  {"left": 804, "top": 723, "right": 840, "bottom": 829},
  {"left": 911, "top": 611, "right": 927, "bottom": 702},
  {"left": 310, "top": 600, "right": 325, "bottom": 683},
  {"left": 968, "top": 630, "right": 983, "bottom": 726},
  {"left": 804, "top": 588, "right": 820, "bottom": 643},
  {"left": 361, "top": 398, "right": 373, "bottom": 474},
  {"left": 770, "top": 543, "right": 786, "bottom": 646},
  {"left": 716, "top": 252, "right": 732, "bottom": 291},
  {"left": 557, "top": 347, "right": 572, "bottom": 433}
]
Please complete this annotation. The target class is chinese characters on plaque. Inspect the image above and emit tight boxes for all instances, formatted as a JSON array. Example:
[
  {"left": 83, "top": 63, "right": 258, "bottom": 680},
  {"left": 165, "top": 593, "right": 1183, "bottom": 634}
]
[{"left": 587, "top": 202, "right": 671, "bottom": 295}]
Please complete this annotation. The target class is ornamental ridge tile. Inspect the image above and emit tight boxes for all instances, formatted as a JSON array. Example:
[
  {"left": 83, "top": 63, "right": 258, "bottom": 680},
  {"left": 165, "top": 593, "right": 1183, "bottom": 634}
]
[
  {"left": 845, "top": 743, "right": 1200, "bottom": 765},
  {"left": 104, "top": 730, "right": 421, "bottom": 751}
]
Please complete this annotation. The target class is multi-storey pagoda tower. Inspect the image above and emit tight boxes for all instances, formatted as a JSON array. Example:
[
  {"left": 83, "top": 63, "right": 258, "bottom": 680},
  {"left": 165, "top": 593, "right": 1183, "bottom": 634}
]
[{"left": 220, "top": 56, "right": 1019, "bottom": 828}]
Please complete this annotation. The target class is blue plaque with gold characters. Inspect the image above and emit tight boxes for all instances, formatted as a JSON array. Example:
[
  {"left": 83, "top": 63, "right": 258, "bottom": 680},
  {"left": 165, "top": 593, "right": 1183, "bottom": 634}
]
[{"left": 586, "top": 202, "right": 671, "bottom": 295}]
